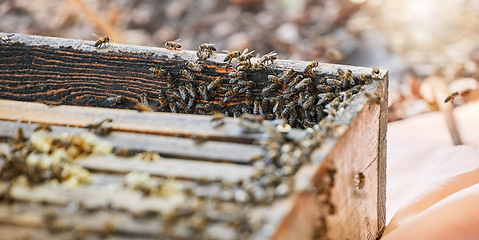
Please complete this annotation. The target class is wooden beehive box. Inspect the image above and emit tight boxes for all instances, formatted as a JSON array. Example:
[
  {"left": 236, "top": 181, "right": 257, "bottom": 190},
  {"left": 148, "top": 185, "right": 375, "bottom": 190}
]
[{"left": 0, "top": 33, "right": 387, "bottom": 240}]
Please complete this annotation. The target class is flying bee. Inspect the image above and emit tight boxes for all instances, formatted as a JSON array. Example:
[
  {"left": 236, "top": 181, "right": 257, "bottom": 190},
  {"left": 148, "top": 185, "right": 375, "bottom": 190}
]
[
  {"left": 262, "top": 84, "right": 278, "bottom": 95},
  {"left": 185, "top": 83, "right": 198, "bottom": 98},
  {"left": 211, "top": 112, "right": 225, "bottom": 128},
  {"left": 93, "top": 34, "right": 109, "bottom": 48},
  {"left": 166, "top": 73, "right": 176, "bottom": 88},
  {"left": 158, "top": 89, "right": 168, "bottom": 108},
  {"left": 207, "top": 78, "right": 222, "bottom": 91},
  {"left": 238, "top": 49, "right": 255, "bottom": 62},
  {"left": 181, "top": 69, "right": 195, "bottom": 81},
  {"left": 199, "top": 43, "right": 216, "bottom": 55},
  {"left": 223, "top": 50, "right": 241, "bottom": 64},
  {"left": 165, "top": 39, "right": 181, "bottom": 50},
  {"left": 178, "top": 85, "right": 188, "bottom": 101},
  {"left": 303, "top": 61, "right": 318, "bottom": 74},
  {"left": 259, "top": 51, "right": 278, "bottom": 66},
  {"left": 245, "top": 90, "right": 253, "bottom": 105},
  {"left": 295, "top": 78, "right": 312, "bottom": 90},
  {"left": 185, "top": 61, "right": 203, "bottom": 72},
  {"left": 444, "top": 91, "right": 459, "bottom": 103},
  {"left": 150, "top": 67, "right": 166, "bottom": 77},
  {"left": 268, "top": 75, "right": 283, "bottom": 84},
  {"left": 228, "top": 71, "right": 247, "bottom": 83}
]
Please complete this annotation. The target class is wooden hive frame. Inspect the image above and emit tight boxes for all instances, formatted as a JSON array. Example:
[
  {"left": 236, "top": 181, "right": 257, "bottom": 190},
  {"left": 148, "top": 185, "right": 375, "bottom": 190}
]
[{"left": 0, "top": 32, "right": 388, "bottom": 240}]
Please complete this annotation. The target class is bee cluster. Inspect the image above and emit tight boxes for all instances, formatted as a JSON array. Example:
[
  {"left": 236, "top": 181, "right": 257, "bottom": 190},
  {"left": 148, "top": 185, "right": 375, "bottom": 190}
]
[
  {"left": 0, "top": 127, "right": 112, "bottom": 187},
  {"left": 145, "top": 42, "right": 378, "bottom": 129}
]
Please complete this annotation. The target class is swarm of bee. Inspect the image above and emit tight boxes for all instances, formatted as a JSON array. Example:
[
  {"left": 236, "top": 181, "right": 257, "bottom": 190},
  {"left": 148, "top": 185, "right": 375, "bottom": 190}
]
[
  {"left": 0, "top": 128, "right": 113, "bottom": 186},
  {"left": 146, "top": 43, "right": 379, "bottom": 130}
]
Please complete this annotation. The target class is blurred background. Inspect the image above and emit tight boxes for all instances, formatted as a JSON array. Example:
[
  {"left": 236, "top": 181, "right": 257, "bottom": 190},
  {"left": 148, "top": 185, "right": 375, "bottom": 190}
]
[{"left": 1, "top": 0, "right": 479, "bottom": 121}]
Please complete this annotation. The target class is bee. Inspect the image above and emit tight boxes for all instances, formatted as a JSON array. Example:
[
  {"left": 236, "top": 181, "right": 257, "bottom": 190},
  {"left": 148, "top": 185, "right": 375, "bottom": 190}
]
[
  {"left": 158, "top": 89, "right": 168, "bottom": 108},
  {"left": 150, "top": 67, "right": 166, "bottom": 77},
  {"left": 85, "top": 118, "right": 113, "bottom": 136},
  {"left": 165, "top": 39, "right": 181, "bottom": 50},
  {"left": 196, "top": 51, "right": 211, "bottom": 61},
  {"left": 236, "top": 60, "right": 251, "bottom": 71},
  {"left": 185, "top": 83, "right": 198, "bottom": 98},
  {"left": 211, "top": 112, "right": 225, "bottom": 128},
  {"left": 281, "top": 68, "right": 296, "bottom": 84},
  {"left": 316, "top": 84, "right": 332, "bottom": 93},
  {"left": 238, "top": 49, "right": 255, "bottom": 62},
  {"left": 259, "top": 51, "right": 278, "bottom": 66},
  {"left": 364, "top": 92, "right": 381, "bottom": 104},
  {"left": 302, "top": 96, "right": 315, "bottom": 110},
  {"left": 325, "top": 77, "right": 341, "bottom": 88},
  {"left": 225, "top": 87, "right": 240, "bottom": 97},
  {"left": 281, "top": 102, "right": 296, "bottom": 119},
  {"left": 186, "top": 61, "right": 202, "bottom": 72},
  {"left": 245, "top": 90, "right": 253, "bottom": 105},
  {"left": 253, "top": 100, "right": 261, "bottom": 115},
  {"left": 228, "top": 71, "right": 247, "bottom": 83},
  {"left": 178, "top": 85, "right": 188, "bottom": 101},
  {"left": 303, "top": 61, "right": 318, "bottom": 74},
  {"left": 140, "top": 92, "right": 149, "bottom": 106},
  {"left": 207, "top": 78, "right": 222, "bottom": 91},
  {"left": 239, "top": 81, "right": 253, "bottom": 94},
  {"left": 181, "top": 69, "right": 195, "bottom": 81},
  {"left": 259, "top": 99, "right": 269, "bottom": 116},
  {"left": 198, "top": 84, "right": 210, "bottom": 101},
  {"left": 166, "top": 73, "right": 176, "bottom": 88},
  {"left": 138, "top": 92, "right": 153, "bottom": 111},
  {"left": 444, "top": 91, "right": 459, "bottom": 103},
  {"left": 223, "top": 50, "right": 241, "bottom": 64},
  {"left": 262, "top": 84, "right": 278, "bottom": 95},
  {"left": 268, "top": 75, "right": 283, "bottom": 84},
  {"left": 106, "top": 95, "right": 124, "bottom": 105},
  {"left": 195, "top": 103, "right": 212, "bottom": 112},
  {"left": 168, "top": 102, "right": 177, "bottom": 113},
  {"left": 295, "top": 78, "right": 312, "bottom": 90},
  {"left": 317, "top": 93, "right": 335, "bottom": 105},
  {"left": 372, "top": 67, "right": 380, "bottom": 76},
  {"left": 188, "top": 97, "right": 196, "bottom": 108},
  {"left": 93, "top": 34, "right": 109, "bottom": 48},
  {"left": 272, "top": 96, "right": 284, "bottom": 115},
  {"left": 199, "top": 43, "right": 217, "bottom": 54}
]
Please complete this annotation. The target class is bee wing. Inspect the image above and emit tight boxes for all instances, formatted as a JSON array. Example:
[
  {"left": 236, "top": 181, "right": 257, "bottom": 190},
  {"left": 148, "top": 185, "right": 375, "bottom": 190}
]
[
  {"left": 91, "top": 33, "right": 100, "bottom": 38},
  {"left": 174, "top": 39, "right": 181, "bottom": 42},
  {"left": 241, "top": 48, "right": 249, "bottom": 55},
  {"left": 222, "top": 50, "right": 231, "bottom": 53}
]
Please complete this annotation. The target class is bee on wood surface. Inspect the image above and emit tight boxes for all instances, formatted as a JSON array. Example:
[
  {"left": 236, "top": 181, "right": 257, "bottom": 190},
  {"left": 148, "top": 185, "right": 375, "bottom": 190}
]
[
  {"left": 259, "top": 99, "right": 269, "bottom": 116},
  {"left": 181, "top": 69, "right": 195, "bottom": 81},
  {"left": 86, "top": 118, "right": 113, "bottom": 136},
  {"left": 178, "top": 85, "right": 188, "bottom": 101},
  {"left": 150, "top": 67, "right": 166, "bottom": 77},
  {"left": 316, "top": 93, "right": 335, "bottom": 105},
  {"left": 303, "top": 61, "right": 318, "bottom": 74},
  {"left": 158, "top": 89, "right": 168, "bottom": 108},
  {"left": 301, "top": 96, "right": 315, "bottom": 110},
  {"left": 238, "top": 49, "right": 255, "bottom": 62},
  {"left": 294, "top": 78, "right": 312, "bottom": 91},
  {"left": 196, "top": 51, "right": 211, "bottom": 61},
  {"left": 236, "top": 60, "right": 251, "bottom": 71},
  {"left": 281, "top": 68, "right": 296, "bottom": 84},
  {"left": 106, "top": 95, "right": 124, "bottom": 105},
  {"left": 185, "top": 83, "right": 198, "bottom": 98},
  {"left": 223, "top": 50, "right": 241, "bottom": 64},
  {"left": 185, "top": 61, "right": 203, "bottom": 72},
  {"left": 259, "top": 51, "right": 278, "bottom": 66},
  {"left": 166, "top": 73, "right": 176, "bottom": 88},
  {"left": 165, "top": 39, "right": 181, "bottom": 50},
  {"left": 228, "top": 71, "right": 247, "bottom": 83},
  {"left": 198, "top": 85, "right": 210, "bottom": 101},
  {"left": 316, "top": 84, "right": 333, "bottom": 93},
  {"left": 93, "top": 34, "right": 109, "bottom": 48},
  {"left": 207, "top": 78, "right": 222, "bottom": 91},
  {"left": 138, "top": 92, "right": 153, "bottom": 111},
  {"left": 253, "top": 99, "right": 261, "bottom": 115},
  {"left": 444, "top": 92, "right": 459, "bottom": 103},
  {"left": 239, "top": 81, "right": 253, "bottom": 94},
  {"left": 199, "top": 43, "right": 217, "bottom": 54},
  {"left": 262, "top": 83, "right": 278, "bottom": 95},
  {"left": 245, "top": 90, "right": 253, "bottom": 105},
  {"left": 268, "top": 75, "right": 283, "bottom": 85}
]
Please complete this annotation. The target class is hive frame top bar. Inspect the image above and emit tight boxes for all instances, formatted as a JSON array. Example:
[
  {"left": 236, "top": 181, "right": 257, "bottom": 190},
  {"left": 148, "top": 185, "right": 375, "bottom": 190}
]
[{"left": 0, "top": 32, "right": 387, "bottom": 78}]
